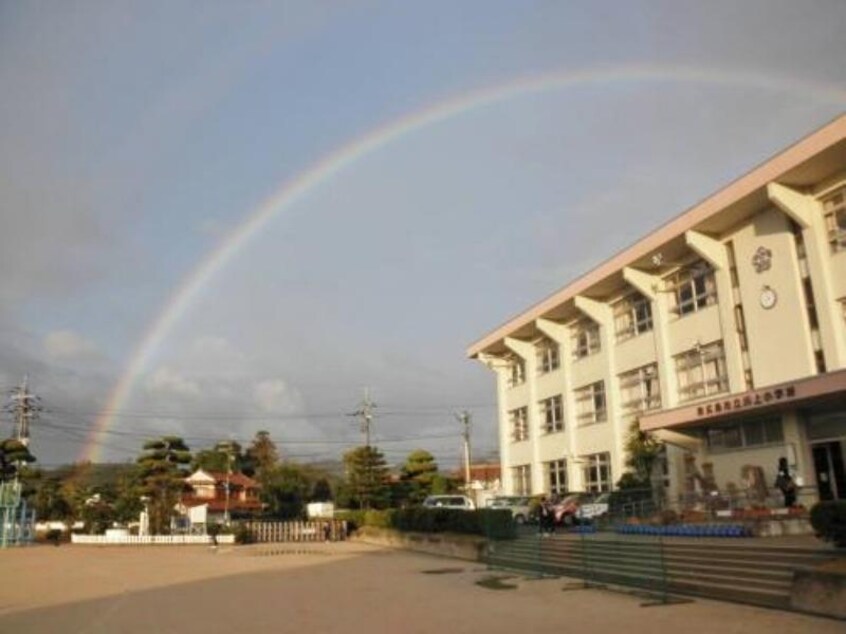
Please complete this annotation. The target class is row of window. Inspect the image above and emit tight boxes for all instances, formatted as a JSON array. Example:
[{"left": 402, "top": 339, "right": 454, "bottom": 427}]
[
  {"left": 823, "top": 188, "right": 846, "bottom": 252},
  {"left": 511, "top": 452, "right": 613, "bottom": 496},
  {"left": 509, "top": 343, "right": 729, "bottom": 442},
  {"left": 507, "top": 262, "right": 718, "bottom": 387}
]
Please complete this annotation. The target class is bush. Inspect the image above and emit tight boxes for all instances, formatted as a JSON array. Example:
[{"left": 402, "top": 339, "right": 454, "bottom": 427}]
[
  {"left": 810, "top": 501, "right": 846, "bottom": 547},
  {"left": 337, "top": 507, "right": 514, "bottom": 539}
]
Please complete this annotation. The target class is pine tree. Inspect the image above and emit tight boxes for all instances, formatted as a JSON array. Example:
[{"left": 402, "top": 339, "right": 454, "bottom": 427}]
[
  {"left": 343, "top": 446, "right": 390, "bottom": 510},
  {"left": 137, "top": 436, "right": 191, "bottom": 534}
]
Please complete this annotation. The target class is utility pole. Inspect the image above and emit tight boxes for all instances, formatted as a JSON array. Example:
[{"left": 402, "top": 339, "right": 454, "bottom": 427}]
[
  {"left": 350, "top": 388, "right": 376, "bottom": 447},
  {"left": 8, "top": 376, "right": 40, "bottom": 447},
  {"left": 456, "top": 411, "right": 472, "bottom": 488}
]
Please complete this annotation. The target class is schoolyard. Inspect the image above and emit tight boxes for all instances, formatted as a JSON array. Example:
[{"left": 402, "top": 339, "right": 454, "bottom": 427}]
[{"left": 0, "top": 542, "right": 840, "bottom": 633}]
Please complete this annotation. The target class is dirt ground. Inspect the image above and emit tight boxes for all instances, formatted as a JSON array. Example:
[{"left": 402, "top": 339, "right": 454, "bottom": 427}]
[{"left": 0, "top": 542, "right": 841, "bottom": 633}]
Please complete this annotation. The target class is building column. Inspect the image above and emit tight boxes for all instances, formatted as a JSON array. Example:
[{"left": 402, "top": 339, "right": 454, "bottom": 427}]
[
  {"left": 686, "top": 230, "right": 746, "bottom": 393},
  {"left": 536, "top": 317, "right": 577, "bottom": 490},
  {"left": 504, "top": 337, "right": 541, "bottom": 494},
  {"left": 574, "top": 295, "right": 625, "bottom": 487},
  {"left": 479, "top": 353, "right": 512, "bottom": 494},
  {"left": 769, "top": 182, "right": 846, "bottom": 369}
]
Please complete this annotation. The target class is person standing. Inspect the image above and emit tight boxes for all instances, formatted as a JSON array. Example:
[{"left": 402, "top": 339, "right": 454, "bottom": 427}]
[{"left": 775, "top": 457, "right": 797, "bottom": 508}]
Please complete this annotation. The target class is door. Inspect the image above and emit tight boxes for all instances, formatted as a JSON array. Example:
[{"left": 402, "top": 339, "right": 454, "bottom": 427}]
[{"left": 812, "top": 441, "right": 845, "bottom": 501}]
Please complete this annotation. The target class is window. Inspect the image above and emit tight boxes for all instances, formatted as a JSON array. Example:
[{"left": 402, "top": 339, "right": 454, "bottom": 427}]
[
  {"left": 507, "top": 358, "right": 526, "bottom": 388},
  {"left": 509, "top": 407, "right": 529, "bottom": 442},
  {"left": 667, "top": 261, "right": 717, "bottom": 316},
  {"left": 614, "top": 292, "right": 653, "bottom": 341},
  {"left": 512, "top": 465, "right": 532, "bottom": 495},
  {"left": 582, "top": 452, "right": 612, "bottom": 493},
  {"left": 546, "top": 459, "right": 568, "bottom": 494},
  {"left": 619, "top": 364, "right": 661, "bottom": 414},
  {"left": 822, "top": 188, "right": 846, "bottom": 252},
  {"left": 675, "top": 341, "right": 729, "bottom": 402},
  {"left": 572, "top": 320, "right": 601, "bottom": 359},
  {"left": 575, "top": 381, "right": 606, "bottom": 425},
  {"left": 539, "top": 394, "right": 564, "bottom": 434},
  {"left": 536, "top": 339, "right": 560, "bottom": 374},
  {"left": 705, "top": 417, "right": 784, "bottom": 452}
]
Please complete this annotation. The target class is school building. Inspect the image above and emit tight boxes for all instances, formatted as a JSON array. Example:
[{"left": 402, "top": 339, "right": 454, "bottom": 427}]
[{"left": 467, "top": 114, "right": 846, "bottom": 509}]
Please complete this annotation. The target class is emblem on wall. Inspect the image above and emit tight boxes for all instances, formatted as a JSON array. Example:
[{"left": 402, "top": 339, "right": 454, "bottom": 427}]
[{"left": 752, "top": 246, "right": 772, "bottom": 273}]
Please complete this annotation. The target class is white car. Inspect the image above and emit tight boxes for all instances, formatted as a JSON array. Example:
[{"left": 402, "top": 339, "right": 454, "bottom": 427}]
[
  {"left": 486, "top": 496, "right": 532, "bottom": 524},
  {"left": 576, "top": 493, "right": 610, "bottom": 521},
  {"left": 422, "top": 495, "right": 476, "bottom": 510}
]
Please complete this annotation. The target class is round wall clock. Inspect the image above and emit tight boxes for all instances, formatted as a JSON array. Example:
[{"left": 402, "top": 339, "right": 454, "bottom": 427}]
[{"left": 760, "top": 286, "right": 777, "bottom": 309}]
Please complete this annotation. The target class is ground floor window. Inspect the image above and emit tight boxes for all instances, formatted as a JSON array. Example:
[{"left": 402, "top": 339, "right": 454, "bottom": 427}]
[
  {"left": 582, "top": 452, "right": 612, "bottom": 493},
  {"left": 545, "top": 459, "right": 568, "bottom": 494},
  {"left": 512, "top": 464, "right": 532, "bottom": 495},
  {"left": 704, "top": 416, "right": 784, "bottom": 452}
]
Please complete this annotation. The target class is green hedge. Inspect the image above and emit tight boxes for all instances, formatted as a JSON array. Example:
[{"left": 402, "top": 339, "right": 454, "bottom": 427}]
[
  {"left": 336, "top": 508, "right": 514, "bottom": 539},
  {"left": 810, "top": 501, "right": 846, "bottom": 547}
]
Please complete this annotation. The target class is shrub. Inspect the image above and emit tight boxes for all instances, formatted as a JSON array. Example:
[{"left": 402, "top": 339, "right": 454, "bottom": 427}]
[{"left": 810, "top": 501, "right": 846, "bottom": 547}]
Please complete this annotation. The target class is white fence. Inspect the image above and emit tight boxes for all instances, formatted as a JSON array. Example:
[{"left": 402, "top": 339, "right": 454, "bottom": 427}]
[{"left": 71, "top": 534, "right": 235, "bottom": 546}]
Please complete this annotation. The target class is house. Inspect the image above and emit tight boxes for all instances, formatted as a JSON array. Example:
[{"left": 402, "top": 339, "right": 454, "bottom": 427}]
[
  {"left": 180, "top": 469, "right": 263, "bottom": 524},
  {"left": 468, "top": 115, "right": 846, "bottom": 510}
]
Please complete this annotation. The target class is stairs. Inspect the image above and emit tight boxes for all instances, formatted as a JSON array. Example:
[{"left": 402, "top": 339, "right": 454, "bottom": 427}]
[{"left": 483, "top": 531, "right": 839, "bottom": 609}]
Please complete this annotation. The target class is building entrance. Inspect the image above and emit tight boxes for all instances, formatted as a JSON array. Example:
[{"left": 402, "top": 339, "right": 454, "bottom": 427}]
[{"left": 812, "top": 441, "right": 845, "bottom": 501}]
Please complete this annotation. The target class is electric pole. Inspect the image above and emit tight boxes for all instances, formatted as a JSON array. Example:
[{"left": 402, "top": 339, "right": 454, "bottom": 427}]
[
  {"left": 350, "top": 388, "right": 376, "bottom": 447},
  {"left": 456, "top": 410, "right": 472, "bottom": 488},
  {"left": 8, "top": 376, "right": 40, "bottom": 447}
]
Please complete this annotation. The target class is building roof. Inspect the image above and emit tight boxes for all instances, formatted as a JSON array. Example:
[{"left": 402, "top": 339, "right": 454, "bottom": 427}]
[
  {"left": 185, "top": 469, "right": 260, "bottom": 488},
  {"left": 467, "top": 113, "right": 846, "bottom": 358}
]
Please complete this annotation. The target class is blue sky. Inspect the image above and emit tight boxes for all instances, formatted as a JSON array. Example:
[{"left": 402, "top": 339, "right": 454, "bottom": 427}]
[{"left": 1, "top": 1, "right": 845, "bottom": 467}]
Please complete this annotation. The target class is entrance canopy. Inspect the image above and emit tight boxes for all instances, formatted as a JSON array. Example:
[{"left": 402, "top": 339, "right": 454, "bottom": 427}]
[{"left": 640, "top": 369, "right": 846, "bottom": 433}]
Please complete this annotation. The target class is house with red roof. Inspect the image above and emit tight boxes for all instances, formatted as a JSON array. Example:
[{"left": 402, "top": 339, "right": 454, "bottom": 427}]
[{"left": 180, "top": 469, "right": 263, "bottom": 524}]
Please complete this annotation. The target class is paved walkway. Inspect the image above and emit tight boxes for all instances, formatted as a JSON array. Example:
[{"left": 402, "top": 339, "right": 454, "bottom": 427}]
[{"left": 0, "top": 542, "right": 841, "bottom": 633}]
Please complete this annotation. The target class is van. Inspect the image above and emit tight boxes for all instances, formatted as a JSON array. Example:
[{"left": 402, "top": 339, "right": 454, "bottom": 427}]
[{"left": 422, "top": 495, "right": 476, "bottom": 510}]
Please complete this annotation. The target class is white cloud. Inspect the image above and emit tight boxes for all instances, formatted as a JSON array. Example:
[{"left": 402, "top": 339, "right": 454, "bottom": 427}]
[
  {"left": 146, "top": 366, "right": 201, "bottom": 398},
  {"left": 254, "top": 378, "right": 304, "bottom": 415},
  {"left": 43, "top": 330, "right": 99, "bottom": 360}
]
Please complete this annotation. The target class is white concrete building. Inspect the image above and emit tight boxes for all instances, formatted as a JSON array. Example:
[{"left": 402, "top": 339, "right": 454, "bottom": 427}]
[{"left": 468, "top": 115, "right": 846, "bottom": 509}]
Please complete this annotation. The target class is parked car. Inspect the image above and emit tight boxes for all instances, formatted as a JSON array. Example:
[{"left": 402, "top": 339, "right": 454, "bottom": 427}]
[
  {"left": 486, "top": 495, "right": 532, "bottom": 524},
  {"left": 551, "top": 492, "right": 596, "bottom": 526},
  {"left": 576, "top": 492, "right": 610, "bottom": 522},
  {"left": 422, "top": 495, "right": 476, "bottom": 510}
]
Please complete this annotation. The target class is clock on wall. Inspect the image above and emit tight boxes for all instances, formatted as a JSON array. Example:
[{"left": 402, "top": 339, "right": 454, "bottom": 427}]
[{"left": 760, "top": 285, "right": 778, "bottom": 309}]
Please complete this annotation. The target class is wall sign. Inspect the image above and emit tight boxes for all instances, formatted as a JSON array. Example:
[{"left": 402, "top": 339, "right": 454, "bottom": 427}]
[
  {"left": 752, "top": 246, "right": 772, "bottom": 273},
  {"left": 695, "top": 385, "right": 796, "bottom": 418}
]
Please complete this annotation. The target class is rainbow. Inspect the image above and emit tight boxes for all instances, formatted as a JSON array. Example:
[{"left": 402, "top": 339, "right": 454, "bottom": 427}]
[{"left": 83, "top": 63, "right": 846, "bottom": 462}]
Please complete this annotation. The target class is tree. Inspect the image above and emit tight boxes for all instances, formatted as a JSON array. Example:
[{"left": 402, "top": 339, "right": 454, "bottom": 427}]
[
  {"left": 193, "top": 440, "right": 244, "bottom": 473},
  {"left": 244, "top": 431, "right": 279, "bottom": 480},
  {"left": 343, "top": 446, "right": 390, "bottom": 510},
  {"left": 619, "top": 420, "right": 663, "bottom": 489},
  {"left": 0, "top": 438, "right": 36, "bottom": 482},
  {"left": 310, "top": 477, "right": 332, "bottom": 502},
  {"left": 261, "top": 464, "right": 310, "bottom": 519},
  {"left": 400, "top": 450, "right": 439, "bottom": 505},
  {"left": 137, "top": 436, "right": 191, "bottom": 534}
]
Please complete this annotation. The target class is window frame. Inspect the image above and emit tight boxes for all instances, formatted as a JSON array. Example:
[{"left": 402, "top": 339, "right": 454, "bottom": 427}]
[
  {"left": 511, "top": 464, "right": 532, "bottom": 496},
  {"left": 545, "top": 459, "right": 568, "bottom": 495},
  {"left": 705, "top": 417, "right": 784, "bottom": 453},
  {"left": 571, "top": 319, "right": 601, "bottom": 360},
  {"left": 536, "top": 339, "right": 560, "bottom": 374},
  {"left": 539, "top": 394, "right": 564, "bottom": 434},
  {"left": 675, "top": 341, "right": 729, "bottom": 402},
  {"left": 575, "top": 381, "right": 607, "bottom": 425},
  {"left": 509, "top": 406, "right": 529, "bottom": 442},
  {"left": 582, "top": 452, "right": 612, "bottom": 493},
  {"left": 614, "top": 292, "right": 654, "bottom": 341},
  {"left": 667, "top": 261, "right": 718, "bottom": 317},
  {"left": 619, "top": 363, "right": 661, "bottom": 414},
  {"left": 506, "top": 358, "right": 526, "bottom": 388},
  {"left": 822, "top": 189, "right": 846, "bottom": 252}
]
